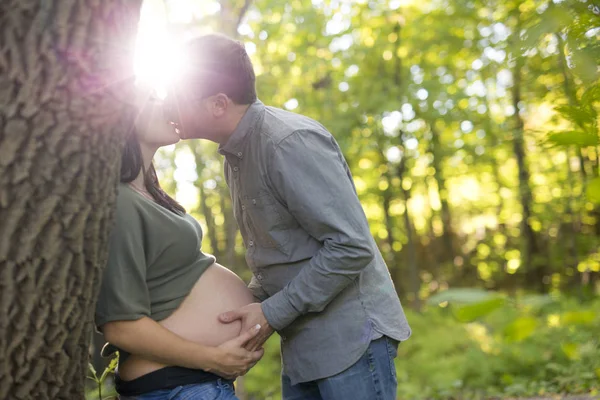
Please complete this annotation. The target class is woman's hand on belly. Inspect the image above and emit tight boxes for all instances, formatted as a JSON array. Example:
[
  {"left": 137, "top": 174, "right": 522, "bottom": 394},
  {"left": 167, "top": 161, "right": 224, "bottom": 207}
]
[
  {"left": 112, "top": 317, "right": 264, "bottom": 381},
  {"left": 210, "top": 324, "right": 266, "bottom": 379},
  {"left": 119, "top": 264, "right": 258, "bottom": 381}
]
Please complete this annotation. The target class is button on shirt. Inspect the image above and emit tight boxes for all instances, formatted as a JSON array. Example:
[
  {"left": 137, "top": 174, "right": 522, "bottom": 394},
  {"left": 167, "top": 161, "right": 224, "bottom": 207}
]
[{"left": 218, "top": 100, "right": 411, "bottom": 384}]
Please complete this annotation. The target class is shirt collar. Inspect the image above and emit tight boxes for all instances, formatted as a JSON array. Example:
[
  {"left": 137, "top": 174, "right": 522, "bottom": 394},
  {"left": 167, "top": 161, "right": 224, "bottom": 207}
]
[{"left": 218, "top": 100, "right": 265, "bottom": 158}]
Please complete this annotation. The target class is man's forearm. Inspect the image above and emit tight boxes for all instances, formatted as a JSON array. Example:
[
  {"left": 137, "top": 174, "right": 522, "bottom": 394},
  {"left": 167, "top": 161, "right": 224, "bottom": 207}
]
[{"left": 261, "top": 242, "right": 374, "bottom": 331}]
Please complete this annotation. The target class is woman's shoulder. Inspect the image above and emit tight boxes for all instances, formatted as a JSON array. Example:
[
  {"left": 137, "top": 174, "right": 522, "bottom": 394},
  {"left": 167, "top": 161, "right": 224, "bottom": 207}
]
[
  {"left": 114, "top": 183, "right": 146, "bottom": 222},
  {"left": 115, "top": 182, "right": 139, "bottom": 205}
]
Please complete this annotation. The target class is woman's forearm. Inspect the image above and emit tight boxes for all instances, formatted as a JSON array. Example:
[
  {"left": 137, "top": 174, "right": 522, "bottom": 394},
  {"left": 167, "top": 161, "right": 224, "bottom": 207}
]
[{"left": 102, "top": 317, "right": 218, "bottom": 372}]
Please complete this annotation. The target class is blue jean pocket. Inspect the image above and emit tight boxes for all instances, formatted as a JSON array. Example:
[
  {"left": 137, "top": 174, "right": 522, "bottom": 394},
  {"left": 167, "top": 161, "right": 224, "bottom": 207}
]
[{"left": 384, "top": 337, "right": 399, "bottom": 381}]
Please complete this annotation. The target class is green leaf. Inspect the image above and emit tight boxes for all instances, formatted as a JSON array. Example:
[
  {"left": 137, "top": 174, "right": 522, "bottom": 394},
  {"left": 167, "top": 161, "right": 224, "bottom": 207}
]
[
  {"left": 518, "top": 294, "right": 555, "bottom": 309},
  {"left": 561, "top": 310, "right": 596, "bottom": 325},
  {"left": 427, "top": 288, "right": 497, "bottom": 305},
  {"left": 521, "top": 8, "right": 571, "bottom": 50},
  {"left": 581, "top": 84, "right": 600, "bottom": 106},
  {"left": 99, "top": 354, "right": 120, "bottom": 383},
  {"left": 561, "top": 342, "right": 580, "bottom": 360},
  {"left": 571, "top": 48, "right": 600, "bottom": 84},
  {"left": 547, "top": 131, "right": 599, "bottom": 147},
  {"left": 452, "top": 297, "right": 505, "bottom": 322},
  {"left": 503, "top": 316, "right": 538, "bottom": 342},
  {"left": 586, "top": 177, "right": 600, "bottom": 204},
  {"left": 554, "top": 105, "right": 596, "bottom": 127},
  {"left": 88, "top": 362, "right": 98, "bottom": 380}
]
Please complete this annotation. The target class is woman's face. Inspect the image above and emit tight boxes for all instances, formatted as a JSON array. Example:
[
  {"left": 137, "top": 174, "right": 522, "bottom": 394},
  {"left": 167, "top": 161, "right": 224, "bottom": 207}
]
[{"left": 134, "top": 96, "right": 181, "bottom": 148}]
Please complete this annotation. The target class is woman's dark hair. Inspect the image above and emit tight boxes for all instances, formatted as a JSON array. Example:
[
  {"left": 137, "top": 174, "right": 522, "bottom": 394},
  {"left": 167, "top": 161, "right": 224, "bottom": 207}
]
[{"left": 121, "top": 132, "right": 185, "bottom": 215}]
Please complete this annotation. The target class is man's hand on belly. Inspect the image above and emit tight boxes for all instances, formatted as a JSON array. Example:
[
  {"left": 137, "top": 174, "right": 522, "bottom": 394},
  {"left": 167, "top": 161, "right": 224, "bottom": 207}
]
[{"left": 219, "top": 303, "right": 275, "bottom": 351}]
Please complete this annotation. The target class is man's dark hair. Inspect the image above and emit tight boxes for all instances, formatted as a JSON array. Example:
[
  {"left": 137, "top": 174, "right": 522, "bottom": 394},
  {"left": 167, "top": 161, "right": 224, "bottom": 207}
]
[{"left": 185, "top": 33, "right": 257, "bottom": 105}]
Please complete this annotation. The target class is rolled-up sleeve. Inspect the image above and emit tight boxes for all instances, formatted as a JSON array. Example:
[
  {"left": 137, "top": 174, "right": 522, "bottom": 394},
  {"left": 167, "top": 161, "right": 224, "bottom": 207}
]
[{"left": 261, "top": 129, "right": 374, "bottom": 331}]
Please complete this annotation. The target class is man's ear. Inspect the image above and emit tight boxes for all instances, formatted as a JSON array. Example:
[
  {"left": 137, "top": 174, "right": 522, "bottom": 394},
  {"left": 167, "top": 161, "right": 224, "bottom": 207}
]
[{"left": 211, "top": 93, "right": 229, "bottom": 117}]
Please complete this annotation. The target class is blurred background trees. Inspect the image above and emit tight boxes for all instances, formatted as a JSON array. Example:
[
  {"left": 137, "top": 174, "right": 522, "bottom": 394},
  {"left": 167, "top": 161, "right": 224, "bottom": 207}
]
[
  {"left": 90, "top": 0, "right": 600, "bottom": 398},
  {"left": 150, "top": 0, "right": 599, "bottom": 302}
]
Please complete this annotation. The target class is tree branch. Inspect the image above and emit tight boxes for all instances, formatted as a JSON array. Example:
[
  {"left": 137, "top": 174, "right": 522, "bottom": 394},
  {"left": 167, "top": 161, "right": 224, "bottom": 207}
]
[{"left": 235, "top": 0, "right": 252, "bottom": 31}]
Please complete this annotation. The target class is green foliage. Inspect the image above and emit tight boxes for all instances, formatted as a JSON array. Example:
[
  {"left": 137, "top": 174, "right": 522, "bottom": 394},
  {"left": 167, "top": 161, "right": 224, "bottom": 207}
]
[
  {"left": 87, "top": 0, "right": 600, "bottom": 398},
  {"left": 147, "top": 0, "right": 600, "bottom": 294},
  {"left": 395, "top": 296, "right": 600, "bottom": 399},
  {"left": 86, "top": 297, "right": 600, "bottom": 400},
  {"left": 87, "top": 356, "right": 118, "bottom": 400}
]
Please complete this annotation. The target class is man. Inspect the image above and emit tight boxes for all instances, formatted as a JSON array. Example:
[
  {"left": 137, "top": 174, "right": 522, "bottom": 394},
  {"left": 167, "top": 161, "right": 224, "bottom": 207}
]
[{"left": 169, "top": 33, "right": 411, "bottom": 400}]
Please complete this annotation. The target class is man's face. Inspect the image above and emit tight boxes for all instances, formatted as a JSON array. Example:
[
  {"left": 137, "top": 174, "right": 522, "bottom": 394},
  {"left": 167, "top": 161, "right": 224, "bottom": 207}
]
[{"left": 164, "top": 85, "right": 215, "bottom": 141}]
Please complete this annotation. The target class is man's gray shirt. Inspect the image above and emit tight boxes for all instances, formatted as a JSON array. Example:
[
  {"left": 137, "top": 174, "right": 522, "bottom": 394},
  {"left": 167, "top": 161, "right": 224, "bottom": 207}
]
[{"left": 218, "top": 100, "right": 411, "bottom": 384}]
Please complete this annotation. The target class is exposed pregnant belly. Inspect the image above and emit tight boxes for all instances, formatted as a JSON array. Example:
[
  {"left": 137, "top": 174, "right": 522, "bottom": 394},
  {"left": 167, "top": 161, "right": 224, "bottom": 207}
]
[{"left": 119, "top": 263, "right": 255, "bottom": 381}]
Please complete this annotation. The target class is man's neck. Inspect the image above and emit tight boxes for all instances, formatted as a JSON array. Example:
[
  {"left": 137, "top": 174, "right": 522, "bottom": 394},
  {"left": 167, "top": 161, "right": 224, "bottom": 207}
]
[{"left": 218, "top": 103, "right": 251, "bottom": 145}]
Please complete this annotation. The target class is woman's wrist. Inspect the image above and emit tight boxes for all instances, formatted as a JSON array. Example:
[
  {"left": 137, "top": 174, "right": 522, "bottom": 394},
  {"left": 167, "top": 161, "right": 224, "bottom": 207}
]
[{"left": 195, "top": 344, "right": 219, "bottom": 372}]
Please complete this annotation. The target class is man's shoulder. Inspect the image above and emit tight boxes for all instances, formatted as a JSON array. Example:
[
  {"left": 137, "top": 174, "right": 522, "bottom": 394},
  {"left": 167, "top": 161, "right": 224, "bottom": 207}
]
[{"left": 260, "top": 105, "right": 330, "bottom": 146}]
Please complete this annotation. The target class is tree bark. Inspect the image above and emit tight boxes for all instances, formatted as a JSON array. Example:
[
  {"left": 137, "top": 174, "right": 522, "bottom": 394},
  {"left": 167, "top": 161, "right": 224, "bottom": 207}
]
[
  {"left": 0, "top": 1, "right": 141, "bottom": 398},
  {"left": 510, "top": 8, "right": 540, "bottom": 290}
]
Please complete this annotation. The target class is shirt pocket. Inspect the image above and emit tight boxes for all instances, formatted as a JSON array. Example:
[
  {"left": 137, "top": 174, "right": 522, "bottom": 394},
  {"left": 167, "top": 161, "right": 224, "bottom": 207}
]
[{"left": 243, "top": 194, "right": 290, "bottom": 249}]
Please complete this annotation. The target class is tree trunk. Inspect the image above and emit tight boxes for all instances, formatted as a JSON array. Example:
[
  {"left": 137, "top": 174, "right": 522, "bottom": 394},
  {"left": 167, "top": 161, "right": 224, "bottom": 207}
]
[
  {"left": 199, "top": 183, "right": 221, "bottom": 258},
  {"left": 555, "top": 32, "right": 592, "bottom": 294},
  {"left": 219, "top": 0, "right": 253, "bottom": 37},
  {"left": 220, "top": 192, "right": 239, "bottom": 268},
  {"left": 375, "top": 132, "right": 398, "bottom": 270},
  {"left": 397, "top": 156, "right": 421, "bottom": 312},
  {"left": 428, "top": 122, "right": 454, "bottom": 261},
  {"left": 0, "top": 1, "right": 141, "bottom": 398},
  {"left": 510, "top": 8, "right": 540, "bottom": 290},
  {"left": 482, "top": 73, "right": 507, "bottom": 234},
  {"left": 191, "top": 145, "right": 221, "bottom": 259}
]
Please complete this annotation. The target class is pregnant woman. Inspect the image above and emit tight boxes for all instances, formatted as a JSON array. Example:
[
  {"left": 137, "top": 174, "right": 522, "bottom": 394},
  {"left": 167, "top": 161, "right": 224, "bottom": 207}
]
[{"left": 95, "top": 91, "right": 262, "bottom": 400}]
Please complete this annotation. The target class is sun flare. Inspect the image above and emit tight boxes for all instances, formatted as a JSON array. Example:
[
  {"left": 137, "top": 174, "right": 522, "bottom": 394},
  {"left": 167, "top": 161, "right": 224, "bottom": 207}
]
[{"left": 134, "top": 0, "right": 185, "bottom": 99}]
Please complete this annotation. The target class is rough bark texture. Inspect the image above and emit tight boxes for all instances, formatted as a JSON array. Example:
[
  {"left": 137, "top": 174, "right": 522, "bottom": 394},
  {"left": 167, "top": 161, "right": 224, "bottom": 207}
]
[{"left": 0, "top": 1, "right": 142, "bottom": 398}]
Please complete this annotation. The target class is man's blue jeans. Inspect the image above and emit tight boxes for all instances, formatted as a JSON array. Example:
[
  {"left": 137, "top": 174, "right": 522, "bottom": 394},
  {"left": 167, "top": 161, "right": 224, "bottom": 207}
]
[{"left": 281, "top": 336, "right": 399, "bottom": 400}]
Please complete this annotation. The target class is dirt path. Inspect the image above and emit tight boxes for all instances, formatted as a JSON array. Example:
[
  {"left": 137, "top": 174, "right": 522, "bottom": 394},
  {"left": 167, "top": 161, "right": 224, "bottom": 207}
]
[{"left": 503, "top": 396, "right": 599, "bottom": 400}]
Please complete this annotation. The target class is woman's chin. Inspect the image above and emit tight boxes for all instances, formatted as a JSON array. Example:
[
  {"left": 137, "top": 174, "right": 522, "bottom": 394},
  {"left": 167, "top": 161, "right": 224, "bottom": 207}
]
[{"left": 157, "top": 136, "right": 180, "bottom": 147}]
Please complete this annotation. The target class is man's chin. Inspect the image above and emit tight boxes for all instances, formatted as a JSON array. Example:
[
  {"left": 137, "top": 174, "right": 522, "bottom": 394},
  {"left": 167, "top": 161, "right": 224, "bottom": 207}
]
[
  {"left": 175, "top": 128, "right": 187, "bottom": 140},
  {"left": 178, "top": 130, "right": 213, "bottom": 141}
]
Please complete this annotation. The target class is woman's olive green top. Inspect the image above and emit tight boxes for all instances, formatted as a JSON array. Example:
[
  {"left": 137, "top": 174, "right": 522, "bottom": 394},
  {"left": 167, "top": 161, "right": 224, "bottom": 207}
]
[{"left": 95, "top": 184, "right": 216, "bottom": 361}]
